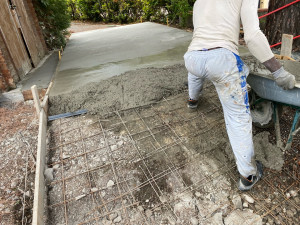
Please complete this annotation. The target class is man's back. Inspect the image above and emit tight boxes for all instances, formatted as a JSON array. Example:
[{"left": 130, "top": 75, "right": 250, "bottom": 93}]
[
  {"left": 189, "top": 0, "right": 242, "bottom": 54},
  {"left": 189, "top": 0, "right": 273, "bottom": 63}
]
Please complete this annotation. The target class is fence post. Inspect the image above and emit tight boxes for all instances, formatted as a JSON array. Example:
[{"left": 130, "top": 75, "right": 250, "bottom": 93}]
[{"left": 281, "top": 34, "right": 293, "bottom": 58}]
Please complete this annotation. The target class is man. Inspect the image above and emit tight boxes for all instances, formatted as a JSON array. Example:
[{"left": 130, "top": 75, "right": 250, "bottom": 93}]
[{"left": 184, "top": 0, "right": 296, "bottom": 191}]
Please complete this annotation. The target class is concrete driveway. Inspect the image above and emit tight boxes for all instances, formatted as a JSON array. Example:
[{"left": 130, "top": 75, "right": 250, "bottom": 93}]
[{"left": 50, "top": 22, "right": 192, "bottom": 96}]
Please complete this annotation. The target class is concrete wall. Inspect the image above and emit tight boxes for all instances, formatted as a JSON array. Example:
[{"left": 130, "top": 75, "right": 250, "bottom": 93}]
[{"left": 0, "top": 0, "right": 47, "bottom": 92}]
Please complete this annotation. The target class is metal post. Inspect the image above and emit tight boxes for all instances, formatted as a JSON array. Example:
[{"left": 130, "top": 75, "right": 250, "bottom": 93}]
[
  {"left": 285, "top": 109, "right": 300, "bottom": 151},
  {"left": 273, "top": 103, "right": 283, "bottom": 149}
]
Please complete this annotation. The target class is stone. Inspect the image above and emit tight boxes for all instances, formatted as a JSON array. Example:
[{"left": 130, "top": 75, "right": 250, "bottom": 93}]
[
  {"left": 243, "top": 194, "right": 255, "bottom": 204},
  {"left": 62, "top": 154, "right": 70, "bottom": 159},
  {"left": 159, "top": 195, "right": 168, "bottom": 203},
  {"left": 113, "top": 216, "right": 122, "bottom": 223},
  {"left": 224, "top": 209, "right": 262, "bottom": 225},
  {"left": 208, "top": 212, "right": 224, "bottom": 225},
  {"left": 108, "top": 212, "right": 118, "bottom": 221},
  {"left": 107, "top": 180, "right": 114, "bottom": 188},
  {"left": 11, "top": 181, "right": 17, "bottom": 188},
  {"left": 75, "top": 194, "right": 86, "bottom": 201},
  {"left": 286, "top": 209, "right": 294, "bottom": 218},
  {"left": 91, "top": 187, "right": 98, "bottom": 192},
  {"left": 137, "top": 206, "right": 144, "bottom": 212},
  {"left": 145, "top": 209, "right": 152, "bottom": 218},
  {"left": 25, "top": 191, "right": 30, "bottom": 197},
  {"left": 232, "top": 195, "right": 243, "bottom": 210},
  {"left": 265, "top": 198, "right": 271, "bottom": 204},
  {"left": 44, "top": 168, "right": 54, "bottom": 182},
  {"left": 111, "top": 145, "right": 118, "bottom": 151},
  {"left": 53, "top": 164, "right": 60, "bottom": 169},
  {"left": 243, "top": 202, "right": 249, "bottom": 208},
  {"left": 195, "top": 192, "right": 201, "bottom": 197},
  {"left": 290, "top": 190, "right": 298, "bottom": 197},
  {"left": 190, "top": 217, "right": 199, "bottom": 225},
  {"left": 4, "top": 208, "right": 10, "bottom": 213},
  {"left": 268, "top": 218, "right": 274, "bottom": 225},
  {"left": 145, "top": 199, "right": 149, "bottom": 203},
  {"left": 174, "top": 193, "right": 196, "bottom": 219},
  {"left": 101, "top": 191, "right": 106, "bottom": 197},
  {"left": 102, "top": 219, "right": 113, "bottom": 225}
]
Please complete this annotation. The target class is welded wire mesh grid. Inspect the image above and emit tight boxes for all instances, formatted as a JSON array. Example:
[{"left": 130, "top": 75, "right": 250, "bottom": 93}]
[{"left": 46, "top": 94, "right": 299, "bottom": 225}]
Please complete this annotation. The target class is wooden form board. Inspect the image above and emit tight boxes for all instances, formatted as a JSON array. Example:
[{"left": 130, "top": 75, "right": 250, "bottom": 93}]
[
  {"left": 32, "top": 109, "right": 47, "bottom": 225},
  {"left": 31, "top": 81, "right": 52, "bottom": 224},
  {"left": 281, "top": 34, "right": 293, "bottom": 58},
  {"left": 259, "top": 0, "right": 269, "bottom": 9}
]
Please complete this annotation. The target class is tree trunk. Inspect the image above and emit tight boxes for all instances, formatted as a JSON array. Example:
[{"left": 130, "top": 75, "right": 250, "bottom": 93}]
[{"left": 264, "top": 0, "right": 300, "bottom": 50}]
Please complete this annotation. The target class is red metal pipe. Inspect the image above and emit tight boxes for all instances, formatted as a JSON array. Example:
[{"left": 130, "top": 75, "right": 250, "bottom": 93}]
[{"left": 259, "top": 0, "right": 300, "bottom": 19}]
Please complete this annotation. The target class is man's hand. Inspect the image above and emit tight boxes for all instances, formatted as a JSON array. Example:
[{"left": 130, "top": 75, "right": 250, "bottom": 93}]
[{"left": 272, "top": 67, "right": 296, "bottom": 90}]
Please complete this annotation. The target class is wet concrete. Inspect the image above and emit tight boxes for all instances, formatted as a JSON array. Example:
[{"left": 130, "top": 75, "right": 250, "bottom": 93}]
[
  {"left": 50, "top": 22, "right": 192, "bottom": 96},
  {"left": 49, "top": 22, "right": 300, "bottom": 116},
  {"left": 20, "top": 51, "right": 59, "bottom": 91}
]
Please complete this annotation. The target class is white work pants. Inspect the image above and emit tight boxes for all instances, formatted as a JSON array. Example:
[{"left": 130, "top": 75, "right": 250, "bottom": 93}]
[{"left": 184, "top": 48, "right": 257, "bottom": 177}]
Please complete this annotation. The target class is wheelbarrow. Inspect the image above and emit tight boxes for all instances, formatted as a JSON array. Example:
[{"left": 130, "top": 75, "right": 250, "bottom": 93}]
[{"left": 247, "top": 73, "right": 300, "bottom": 151}]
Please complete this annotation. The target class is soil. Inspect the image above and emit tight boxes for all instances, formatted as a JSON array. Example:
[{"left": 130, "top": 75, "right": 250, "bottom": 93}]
[{"left": 0, "top": 101, "right": 38, "bottom": 224}]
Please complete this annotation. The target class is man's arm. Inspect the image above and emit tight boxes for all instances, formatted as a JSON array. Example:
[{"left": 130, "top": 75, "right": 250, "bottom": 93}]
[{"left": 241, "top": 0, "right": 295, "bottom": 89}]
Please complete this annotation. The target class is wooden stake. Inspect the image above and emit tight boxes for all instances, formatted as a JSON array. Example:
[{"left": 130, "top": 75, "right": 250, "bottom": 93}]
[
  {"left": 259, "top": 0, "right": 269, "bottom": 9},
  {"left": 31, "top": 85, "right": 41, "bottom": 117},
  {"left": 281, "top": 34, "right": 293, "bottom": 58}
]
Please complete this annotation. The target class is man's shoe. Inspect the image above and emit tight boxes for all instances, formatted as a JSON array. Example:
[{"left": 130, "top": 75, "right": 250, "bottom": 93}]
[
  {"left": 238, "top": 160, "right": 263, "bottom": 191},
  {"left": 187, "top": 99, "right": 198, "bottom": 109}
]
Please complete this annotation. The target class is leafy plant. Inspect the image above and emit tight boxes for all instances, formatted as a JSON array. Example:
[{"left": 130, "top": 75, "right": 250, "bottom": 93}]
[
  {"left": 64, "top": 0, "right": 196, "bottom": 27},
  {"left": 33, "top": 0, "right": 71, "bottom": 49}
]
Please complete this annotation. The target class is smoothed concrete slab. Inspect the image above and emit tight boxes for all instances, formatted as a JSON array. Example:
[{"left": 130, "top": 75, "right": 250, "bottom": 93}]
[
  {"left": 20, "top": 51, "right": 59, "bottom": 91},
  {"left": 50, "top": 22, "right": 193, "bottom": 96}
]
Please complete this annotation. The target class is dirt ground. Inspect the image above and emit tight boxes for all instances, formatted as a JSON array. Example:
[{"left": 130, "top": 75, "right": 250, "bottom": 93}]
[{"left": 0, "top": 101, "right": 38, "bottom": 224}]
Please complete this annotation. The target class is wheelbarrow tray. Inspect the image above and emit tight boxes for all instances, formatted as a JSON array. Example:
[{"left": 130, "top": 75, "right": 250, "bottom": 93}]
[{"left": 247, "top": 74, "right": 300, "bottom": 107}]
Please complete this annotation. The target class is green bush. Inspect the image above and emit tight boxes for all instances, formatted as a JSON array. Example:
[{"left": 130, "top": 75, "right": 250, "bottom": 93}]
[
  {"left": 66, "top": 0, "right": 196, "bottom": 27},
  {"left": 33, "top": 0, "right": 71, "bottom": 49}
]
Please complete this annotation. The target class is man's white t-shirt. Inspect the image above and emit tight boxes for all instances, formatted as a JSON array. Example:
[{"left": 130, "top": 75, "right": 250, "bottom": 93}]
[{"left": 188, "top": 0, "right": 274, "bottom": 63}]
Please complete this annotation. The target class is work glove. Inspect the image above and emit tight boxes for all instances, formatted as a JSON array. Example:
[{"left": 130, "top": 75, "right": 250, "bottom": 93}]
[{"left": 272, "top": 67, "right": 296, "bottom": 90}]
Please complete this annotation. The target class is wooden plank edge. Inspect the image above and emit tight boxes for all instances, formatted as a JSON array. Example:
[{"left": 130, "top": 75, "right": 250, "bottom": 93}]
[
  {"left": 41, "top": 95, "right": 49, "bottom": 114},
  {"left": 32, "top": 109, "right": 47, "bottom": 225},
  {"left": 274, "top": 54, "right": 296, "bottom": 61}
]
